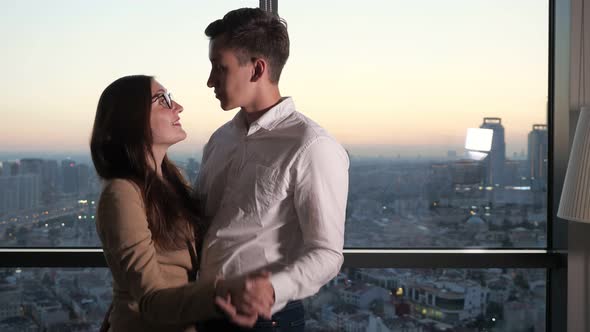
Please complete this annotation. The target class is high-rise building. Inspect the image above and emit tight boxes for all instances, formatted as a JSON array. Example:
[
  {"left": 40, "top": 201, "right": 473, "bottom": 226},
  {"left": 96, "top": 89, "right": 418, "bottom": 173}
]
[
  {"left": 1, "top": 161, "right": 20, "bottom": 176},
  {"left": 20, "top": 158, "right": 59, "bottom": 204},
  {"left": 0, "top": 174, "right": 41, "bottom": 215},
  {"left": 43, "top": 160, "right": 59, "bottom": 194},
  {"left": 20, "top": 158, "right": 44, "bottom": 175},
  {"left": 17, "top": 174, "right": 40, "bottom": 211},
  {"left": 0, "top": 176, "right": 19, "bottom": 215},
  {"left": 20, "top": 158, "right": 49, "bottom": 206},
  {"left": 61, "top": 160, "right": 78, "bottom": 194},
  {"left": 186, "top": 158, "right": 200, "bottom": 184},
  {"left": 480, "top": 117, "right": 506, "bottom": 186},
  {"left": 450, "top": 160, "right": 484, "bottom": 185},
  {"left": 504, "top": 160, "right": 522, "bottom": 185},
  {"left": 77, "top": 164, "right": 90, "bottom": 195},
  {"left": 528, "top": 124, "right": 548, "bottom": 180}
]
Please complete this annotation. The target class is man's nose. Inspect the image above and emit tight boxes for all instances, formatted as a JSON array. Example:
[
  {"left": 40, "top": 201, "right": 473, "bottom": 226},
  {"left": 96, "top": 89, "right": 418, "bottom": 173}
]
[{"left": 207, "top": 72, "right": 215, "bottom": 88}]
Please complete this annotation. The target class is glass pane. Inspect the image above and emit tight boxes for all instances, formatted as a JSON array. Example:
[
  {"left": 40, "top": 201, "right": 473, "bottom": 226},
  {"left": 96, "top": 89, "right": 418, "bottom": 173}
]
[
  {"left": 279, "top": 0, "right": 549, "bottom": 248},
  {"left": 304, "top": 268, "right": 546, "bottom": 332},
  {"left": 0, "top": 267, "right": 545, "bottom": 331},
  {"left": 0, "top": 268, "right": 111, "bottom": 332},
  {"left": 0, "top": 0, "right": 258, "bottom": 247},
  {"left": 1, "top": 1, "right": 549, "bottom": 249}
]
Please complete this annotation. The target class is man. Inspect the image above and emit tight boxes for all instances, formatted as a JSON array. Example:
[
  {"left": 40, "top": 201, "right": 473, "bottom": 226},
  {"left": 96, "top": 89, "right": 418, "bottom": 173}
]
[{"left": 196, "top": 8, "right": 349, "bottom": 331}]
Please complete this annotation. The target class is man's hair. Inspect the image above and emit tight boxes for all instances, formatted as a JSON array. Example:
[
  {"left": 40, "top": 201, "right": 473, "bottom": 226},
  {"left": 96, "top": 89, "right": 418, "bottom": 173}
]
[{"left": 205, "top": 8, "right": 289, "bottom": 83}]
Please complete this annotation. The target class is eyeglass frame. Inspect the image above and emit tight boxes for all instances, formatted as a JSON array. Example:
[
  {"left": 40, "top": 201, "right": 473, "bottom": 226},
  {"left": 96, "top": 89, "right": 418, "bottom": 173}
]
[{"left": 151, "top": 92, "right": 173, "bottom": 109}]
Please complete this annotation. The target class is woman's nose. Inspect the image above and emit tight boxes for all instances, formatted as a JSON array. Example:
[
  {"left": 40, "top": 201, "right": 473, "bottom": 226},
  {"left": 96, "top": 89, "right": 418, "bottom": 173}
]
[{"left": 173, "top": 101, "right": 183, "bottom": 113}]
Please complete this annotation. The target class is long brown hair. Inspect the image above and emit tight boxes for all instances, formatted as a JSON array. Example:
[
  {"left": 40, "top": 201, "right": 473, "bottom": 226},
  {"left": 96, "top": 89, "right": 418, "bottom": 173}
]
[{"left": 90, "top": 75, "right": 202, "bottom": 250}]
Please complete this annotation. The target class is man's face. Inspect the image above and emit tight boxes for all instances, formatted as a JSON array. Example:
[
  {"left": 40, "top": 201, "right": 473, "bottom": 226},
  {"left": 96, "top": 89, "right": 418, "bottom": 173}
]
[{"left": 207, "top": 36, "right": 255, "bottom": 111}]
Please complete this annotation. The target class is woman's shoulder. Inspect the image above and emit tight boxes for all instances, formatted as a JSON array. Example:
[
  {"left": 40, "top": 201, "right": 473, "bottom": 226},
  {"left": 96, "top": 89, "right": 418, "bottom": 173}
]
[
  {"left": 99, "top": 178, "right": 145, "bottom": 210},
  {"left": 102, "top": 178, "right": 142, "bottom": 197},
  {"left": 97, "top": 179, "right": 146, "bottom": 229},
  {"left": 96, "top": 179, "right": 150, "bottom": 252}
]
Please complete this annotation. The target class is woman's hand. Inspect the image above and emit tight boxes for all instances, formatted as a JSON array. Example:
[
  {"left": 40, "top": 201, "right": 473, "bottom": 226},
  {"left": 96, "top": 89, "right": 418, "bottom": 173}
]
[{"left": 215, "top": 271, "right": 275, "bottom": 326}]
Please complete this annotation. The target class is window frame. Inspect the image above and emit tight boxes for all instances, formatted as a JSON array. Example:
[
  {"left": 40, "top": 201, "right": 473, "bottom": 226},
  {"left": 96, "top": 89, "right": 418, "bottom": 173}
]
[{"left": 0, "top": 0, "right": 569, "bottom": 330}]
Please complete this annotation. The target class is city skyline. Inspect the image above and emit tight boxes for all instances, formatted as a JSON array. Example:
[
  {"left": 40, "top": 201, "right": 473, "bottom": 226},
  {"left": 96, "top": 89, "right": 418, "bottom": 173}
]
[
  {"left": 0, "top": 118, "right": 547, "bottom": 161},
  {"left": 1, "top": 0, "right": 548, "bottom": 156}
]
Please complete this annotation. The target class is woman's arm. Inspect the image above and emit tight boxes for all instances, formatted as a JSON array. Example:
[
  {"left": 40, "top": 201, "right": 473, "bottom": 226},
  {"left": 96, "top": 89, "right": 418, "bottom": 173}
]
[{"left": 96, "top": 179, "right": 220, "bottom": 324}]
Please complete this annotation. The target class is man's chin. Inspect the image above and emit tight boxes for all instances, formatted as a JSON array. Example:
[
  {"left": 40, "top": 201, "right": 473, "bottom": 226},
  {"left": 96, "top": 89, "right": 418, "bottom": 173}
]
[{"left": 220, "top": 103, "right": 239, "bottom": 111}]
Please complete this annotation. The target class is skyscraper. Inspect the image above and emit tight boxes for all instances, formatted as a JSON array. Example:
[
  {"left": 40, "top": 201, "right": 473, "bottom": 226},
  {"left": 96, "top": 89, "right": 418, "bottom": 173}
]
[
  {"left": 20, "top": 158, "right": 60, "bottom": 204},
  {"left": 186, "top": 158, "right": 200, "bottom": 184},
  {"left": 0, "top": 174, "right": 40, "bottom": 215},
  {"left": 42, "top": 160, "right": 59, "bottom": 194},
  {"left": 61, "top": 160, "right": 78, "bottom": 194},
  {"left": 528, "top": 124, "right": 548, "bottom": 180},
  {"left": 20, "top": 158, "right": 46, "bottom": 205},
  {"left": 20, "top": 158, "right": 43, "bottom": 175},
  {"left": 1, "top": 161, "right": 21, "bottom": 176},
  {"left": 480, "top": 117, "right": 506, "bottom": 186},
  {"left": 77, "top": 164, "right": 90, "bottom": 195}
]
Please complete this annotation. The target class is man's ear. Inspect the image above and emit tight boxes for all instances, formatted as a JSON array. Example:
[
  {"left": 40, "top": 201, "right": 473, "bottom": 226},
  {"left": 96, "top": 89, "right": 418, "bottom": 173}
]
[{"left": 251, "top": 58, "right": 267, "bottom": 82}]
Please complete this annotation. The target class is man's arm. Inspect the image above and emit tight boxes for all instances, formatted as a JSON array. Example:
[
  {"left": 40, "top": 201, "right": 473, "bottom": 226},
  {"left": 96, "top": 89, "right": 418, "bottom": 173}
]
[{"left": 269, "top": 137, "right": 350, "bottom": 310}]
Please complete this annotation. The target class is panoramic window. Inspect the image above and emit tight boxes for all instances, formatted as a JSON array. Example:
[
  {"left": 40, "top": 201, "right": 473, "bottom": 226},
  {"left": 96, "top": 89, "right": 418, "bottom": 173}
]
[
  {"left": 0, "top": 0, "right": 258, "bottom": 247},
  {"left": 0, "top": 1, "right": 549, "bottom": 249},
  {"left": 0, "top": 267, "right": 545, "bottom": 331},
  {"left": 280, "top": 0, "right": 549, "bottom": 248},
  {"left": 0, "top": 0, "right": 552, "bottom": 331}
]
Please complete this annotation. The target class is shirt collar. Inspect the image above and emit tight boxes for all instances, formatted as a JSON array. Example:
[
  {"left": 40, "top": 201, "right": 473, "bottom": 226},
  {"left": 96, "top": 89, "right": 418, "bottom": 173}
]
[{"left": 231, "top": 97, "right": 296, "bottom": 136}]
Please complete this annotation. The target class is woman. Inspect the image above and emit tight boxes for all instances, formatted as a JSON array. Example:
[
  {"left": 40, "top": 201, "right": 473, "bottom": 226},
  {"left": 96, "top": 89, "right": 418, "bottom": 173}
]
[{"left": 91, "top": 75, "right": 269, "bottom": 331}]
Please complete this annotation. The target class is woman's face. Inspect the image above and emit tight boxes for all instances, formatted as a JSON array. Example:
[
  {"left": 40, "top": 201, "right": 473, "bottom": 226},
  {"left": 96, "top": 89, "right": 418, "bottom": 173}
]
[{"left": 149, "top": 79, "right": 186, "bottom": 148}]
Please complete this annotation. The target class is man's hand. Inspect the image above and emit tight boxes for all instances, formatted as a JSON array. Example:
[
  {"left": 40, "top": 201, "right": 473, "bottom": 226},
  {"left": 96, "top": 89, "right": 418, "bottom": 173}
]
[
  {"left": 215, "top": 294, "right": 259, "bottom": 327},
  {"left": 215, "top": 271, "right": 275, "bottom": 320}
]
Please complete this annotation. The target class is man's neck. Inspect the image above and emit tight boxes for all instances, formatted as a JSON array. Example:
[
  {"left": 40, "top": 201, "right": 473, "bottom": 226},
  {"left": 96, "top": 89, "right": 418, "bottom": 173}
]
[{"left": 242, "top": 87, "right": 282, "bottom": 127}]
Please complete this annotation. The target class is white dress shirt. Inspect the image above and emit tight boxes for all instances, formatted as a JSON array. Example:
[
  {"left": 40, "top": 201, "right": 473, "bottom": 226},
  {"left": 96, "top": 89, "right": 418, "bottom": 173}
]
[{"left": 196, "top": 97, "right": 349, "bottom": 313}]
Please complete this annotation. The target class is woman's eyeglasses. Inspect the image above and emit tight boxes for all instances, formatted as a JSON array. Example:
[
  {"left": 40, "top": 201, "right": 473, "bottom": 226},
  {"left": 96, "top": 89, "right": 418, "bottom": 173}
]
[{"left": 151, "top": 92, "right": 173, "bottom": 109}]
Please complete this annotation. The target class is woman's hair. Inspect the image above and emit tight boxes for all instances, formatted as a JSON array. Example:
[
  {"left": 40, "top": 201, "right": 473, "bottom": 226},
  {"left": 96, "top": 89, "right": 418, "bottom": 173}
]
[{"left": 91, "top": 75, "right": 202, "bottom": 250}]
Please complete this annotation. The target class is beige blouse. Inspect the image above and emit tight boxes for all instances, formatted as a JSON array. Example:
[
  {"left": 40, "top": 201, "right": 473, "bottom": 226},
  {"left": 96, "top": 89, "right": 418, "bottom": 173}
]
[{"left": 96, "top": 179, "right": 219, "bottom": 332}]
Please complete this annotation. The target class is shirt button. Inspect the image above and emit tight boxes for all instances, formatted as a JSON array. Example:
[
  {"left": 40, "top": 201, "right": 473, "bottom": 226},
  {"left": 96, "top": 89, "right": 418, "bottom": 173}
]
[{"left": 271, "top": 321, "right": 277, "bottom": 327}]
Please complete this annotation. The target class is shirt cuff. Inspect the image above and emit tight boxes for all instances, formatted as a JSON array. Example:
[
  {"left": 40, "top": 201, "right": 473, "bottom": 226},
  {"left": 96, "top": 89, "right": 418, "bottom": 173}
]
[{"left": 269, "top": 271, "right": 295, "bottom": 313}]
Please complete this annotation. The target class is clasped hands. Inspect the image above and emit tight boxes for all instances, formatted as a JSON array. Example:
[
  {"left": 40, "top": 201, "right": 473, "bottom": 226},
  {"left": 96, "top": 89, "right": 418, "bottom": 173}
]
[{"left": 214, "top": 271, "right": 275, "bottom": 327}]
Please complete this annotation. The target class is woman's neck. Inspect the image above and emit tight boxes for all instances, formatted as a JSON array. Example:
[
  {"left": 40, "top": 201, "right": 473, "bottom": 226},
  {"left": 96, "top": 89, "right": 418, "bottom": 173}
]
[{"left": 150, "top": 145, "right": 167, "bottom": 177}]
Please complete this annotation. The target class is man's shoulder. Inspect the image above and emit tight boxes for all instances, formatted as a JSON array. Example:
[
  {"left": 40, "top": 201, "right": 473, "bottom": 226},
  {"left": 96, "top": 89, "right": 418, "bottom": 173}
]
[
  {"left": 204, "top": 119, "right": 240, "bottom": 149},
  {"left": 210, "top": 119, "right": 235, "bottom": 139},
  {"left": 284, "top": 111, "right": 338, "bottom": 146}
]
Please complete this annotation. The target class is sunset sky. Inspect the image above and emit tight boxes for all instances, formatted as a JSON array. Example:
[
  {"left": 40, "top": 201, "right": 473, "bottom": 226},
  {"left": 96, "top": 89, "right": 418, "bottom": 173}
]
[{"left": 0, "top": 0, "right": 548, "bottom": 158}]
